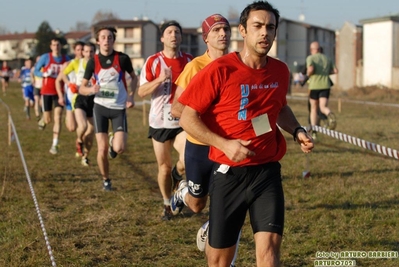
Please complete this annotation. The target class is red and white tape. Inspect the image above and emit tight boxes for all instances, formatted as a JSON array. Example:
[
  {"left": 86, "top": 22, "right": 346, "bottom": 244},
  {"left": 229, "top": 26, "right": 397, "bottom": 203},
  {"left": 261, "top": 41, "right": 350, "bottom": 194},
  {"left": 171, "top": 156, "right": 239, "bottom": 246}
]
[{"left": 311, "top": 125, "right": 399, "bottom": 160}]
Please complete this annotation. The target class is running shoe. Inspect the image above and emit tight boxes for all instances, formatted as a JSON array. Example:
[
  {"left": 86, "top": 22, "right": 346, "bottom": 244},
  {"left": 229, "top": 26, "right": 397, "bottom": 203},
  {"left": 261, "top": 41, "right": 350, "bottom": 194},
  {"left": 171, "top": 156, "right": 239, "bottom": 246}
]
[
  {"left": 196, "top": 220, "right": 209, "bottom": 252},
  {"left": 38, "top": 118, "right": 46, "bottom": 130},
  {"left": 49, "top": 145, "right": 58, "bottom": 155},
  {"left": 161, "top": 205, "right": 173, "bottom": 221},
  {"left": 327, "top": 112, "right": 337, "bottom": 130},
  {"left": 103, "top": 179, "right": 112, "bottom": 191},
  {"left": 170, "top": 180, "right": 187, "bottom": 215},
  {"left": 81, "top": 157, "right": 89, "bottom": 167},
  {"left": 108, "top": 132, "right": 117, "bottom": 159},
  {"left": 75, "top": 140, "right": 84, "bottom": 158},
  {"left": 311, "top": 131, "right": 317, "bottom": 140}
]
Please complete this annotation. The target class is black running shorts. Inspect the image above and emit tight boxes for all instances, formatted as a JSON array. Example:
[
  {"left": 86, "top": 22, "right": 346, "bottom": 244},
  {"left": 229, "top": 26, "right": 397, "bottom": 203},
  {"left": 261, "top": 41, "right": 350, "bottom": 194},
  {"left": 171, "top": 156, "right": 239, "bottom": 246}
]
[
  {"left": 309, "top": 89, "right": 330, "bottom": 100},
  {"left": 42, "top": 95, "right": 62, "bottom": 112},
  {"left": 184, "top": 140, "right": 215, "bottom": 198},
  {"left": 208, "top": 162, "right": 285, "bottom": 249},
  {"left": 34, "top": 87, "right": 41, "bottom": 96},
  {"left": 93, "top": 103, "right": 127, "bottom": 134},
  {"left": 74, "top": 95, "right": 95, "bottom": 118},
  {"left": 148, "top": 127, "right": 183, "bottom": 143}
]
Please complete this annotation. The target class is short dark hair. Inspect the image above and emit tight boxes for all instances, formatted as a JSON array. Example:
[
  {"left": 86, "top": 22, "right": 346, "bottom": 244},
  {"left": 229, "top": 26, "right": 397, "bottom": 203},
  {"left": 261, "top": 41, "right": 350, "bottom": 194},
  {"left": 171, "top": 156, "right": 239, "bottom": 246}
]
[
  {"left": 95, "top": 26, "right": 117, "bottom": 41},
  {"left": 160, "top": 20, "right": 182, "bottom": 36},
  {"left": 73, "top": 41, "right": 85, "bottom": 49},
  {"left": 84, "top": 42, "right": 96, "bottom": 51},
  {"left": 239, "top": 1, "right": 280, "bottom": 30},
  {"left": 51, "top": 37, "right": 62, "bottom": 44}
]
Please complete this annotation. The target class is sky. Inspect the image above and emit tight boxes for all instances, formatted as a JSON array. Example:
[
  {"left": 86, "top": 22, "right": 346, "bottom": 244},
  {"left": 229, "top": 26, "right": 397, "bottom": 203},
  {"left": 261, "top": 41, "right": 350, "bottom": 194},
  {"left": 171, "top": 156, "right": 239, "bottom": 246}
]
[{"left": 0, "top": 0, "right": 398, "bottom": 34}]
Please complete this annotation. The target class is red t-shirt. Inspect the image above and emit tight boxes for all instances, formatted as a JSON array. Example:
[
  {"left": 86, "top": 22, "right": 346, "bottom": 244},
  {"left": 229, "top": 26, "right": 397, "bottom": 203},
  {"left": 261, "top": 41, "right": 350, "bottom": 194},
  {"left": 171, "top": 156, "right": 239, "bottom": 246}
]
[
  {"left": 41, "top": 53, "right": 67, "bottom": 95},
  {"left": 179, "top": 52, "right": 290, "bottom": 167},
  {"left": 1, "top": 66, "right": 11, "bottom": 77}
]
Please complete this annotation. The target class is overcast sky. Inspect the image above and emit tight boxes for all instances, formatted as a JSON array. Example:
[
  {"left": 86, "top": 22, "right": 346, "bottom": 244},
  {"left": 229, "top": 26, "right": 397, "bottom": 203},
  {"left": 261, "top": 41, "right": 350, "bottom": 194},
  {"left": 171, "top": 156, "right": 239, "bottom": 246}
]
[{"left": 1, "top": 0, "right": 398, "bottom": 33}]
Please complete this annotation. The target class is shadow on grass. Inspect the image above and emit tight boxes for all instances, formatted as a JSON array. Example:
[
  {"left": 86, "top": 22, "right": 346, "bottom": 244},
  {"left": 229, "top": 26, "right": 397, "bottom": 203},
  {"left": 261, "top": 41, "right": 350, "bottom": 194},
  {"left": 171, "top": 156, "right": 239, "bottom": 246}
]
[
  {"left": 309, "top": 197, "right": 399, "bottom": 210},
  {"left": 31, "top": 171, "right": 99, "bottom": 184},
  {"left": 117, "top": 154, "right": 204, "bottom": 219},
  {"left": 308, "top": 167, "right": 397, "bottom": 178},
  {"left": 315, "top": 142, "right": 398, "bottom": 162}
]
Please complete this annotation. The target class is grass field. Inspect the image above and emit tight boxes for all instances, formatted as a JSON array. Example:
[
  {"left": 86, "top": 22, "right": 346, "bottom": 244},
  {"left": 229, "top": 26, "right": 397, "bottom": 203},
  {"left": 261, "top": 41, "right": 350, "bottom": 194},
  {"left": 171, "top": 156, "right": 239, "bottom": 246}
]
[{"left": 0, "top": 82, "right": 398, "bottom": 267}]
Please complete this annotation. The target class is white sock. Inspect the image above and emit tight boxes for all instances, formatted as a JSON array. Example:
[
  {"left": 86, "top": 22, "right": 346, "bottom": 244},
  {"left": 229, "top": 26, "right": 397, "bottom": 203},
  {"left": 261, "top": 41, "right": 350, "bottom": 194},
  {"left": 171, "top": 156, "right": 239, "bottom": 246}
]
[
  {"left": 163, "top": 199, "right": 170, "bottom": 206},
  {"left": 181, "top": 187, "right": 189, "bottom": 206},
  {"left": 52, "top": 139, "right": 58, "bottom": 146}
]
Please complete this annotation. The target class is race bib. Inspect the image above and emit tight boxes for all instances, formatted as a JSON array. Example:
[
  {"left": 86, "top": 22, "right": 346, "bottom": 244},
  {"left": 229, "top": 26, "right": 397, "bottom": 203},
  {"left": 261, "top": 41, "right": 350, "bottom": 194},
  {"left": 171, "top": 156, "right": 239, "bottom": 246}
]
[
  {"left": 98, "top": 87, "right": 118, "bottom": 99},
  {"left": 251, "top": 113, "right": 272, "bottom": 136},
  {"left": 163, "top": 104, "right": 180, "bottom": 128}
]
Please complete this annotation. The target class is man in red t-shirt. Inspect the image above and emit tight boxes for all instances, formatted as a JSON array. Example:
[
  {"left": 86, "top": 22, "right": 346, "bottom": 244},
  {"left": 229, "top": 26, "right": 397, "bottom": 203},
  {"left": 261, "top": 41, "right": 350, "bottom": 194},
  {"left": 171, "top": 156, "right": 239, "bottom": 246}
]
[
  {"left": 179, "top": 2, "right": 314, "bottom": 266},
  {"left": 1, "top": 61, "right": 12, "bottom": 95}
]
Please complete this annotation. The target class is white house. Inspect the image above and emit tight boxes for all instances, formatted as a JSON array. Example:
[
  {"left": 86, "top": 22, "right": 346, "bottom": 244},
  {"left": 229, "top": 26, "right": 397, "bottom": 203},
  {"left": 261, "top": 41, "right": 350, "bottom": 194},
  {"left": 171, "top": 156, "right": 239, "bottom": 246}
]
[
  {"left": 360, "top": 15, "right": 399, "bottom": 89},
  {"left": 0, "top": 33, "right": 36, "bottom": 61}
]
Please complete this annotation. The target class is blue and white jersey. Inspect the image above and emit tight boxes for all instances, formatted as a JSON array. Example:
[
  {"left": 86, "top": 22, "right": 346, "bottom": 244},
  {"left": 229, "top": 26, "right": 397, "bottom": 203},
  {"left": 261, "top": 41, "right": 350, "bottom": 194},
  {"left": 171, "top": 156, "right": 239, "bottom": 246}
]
[{"left": 20, "top": 67, "right": 33, "bottom": 88}]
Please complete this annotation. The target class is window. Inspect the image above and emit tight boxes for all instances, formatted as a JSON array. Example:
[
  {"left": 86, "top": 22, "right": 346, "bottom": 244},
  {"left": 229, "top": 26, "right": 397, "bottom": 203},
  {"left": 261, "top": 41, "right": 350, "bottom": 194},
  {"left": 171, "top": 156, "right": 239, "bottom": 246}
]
[
  {"left": 124, "top": 44, "right": 134, "bottom": 55},
  {"left": 125, "top": 28, "right": 134, "bottom": 38}
]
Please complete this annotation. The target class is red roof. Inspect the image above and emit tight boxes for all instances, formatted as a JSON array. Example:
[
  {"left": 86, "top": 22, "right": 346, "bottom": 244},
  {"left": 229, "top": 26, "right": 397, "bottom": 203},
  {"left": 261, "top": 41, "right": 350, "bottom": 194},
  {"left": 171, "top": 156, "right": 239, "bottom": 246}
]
[
  {"left": 0, "top": 32, "right": 36, "bottom": 41},
  {"left": 64, "top": 31, "right": 91, "bottom": 39}
]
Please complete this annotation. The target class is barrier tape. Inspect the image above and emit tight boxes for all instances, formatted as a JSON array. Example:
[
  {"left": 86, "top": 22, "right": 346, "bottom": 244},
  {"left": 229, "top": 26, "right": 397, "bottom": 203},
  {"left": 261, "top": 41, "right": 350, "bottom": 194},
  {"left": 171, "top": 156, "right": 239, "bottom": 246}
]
[
  {"left": 1, "top": 99, "right": 57, "bottom": 266},
  {"left": 287, "top": 95, "right": 399, "bottom": 108},
  {"left": 312, "top": 125, "right": 399, "bottom": 160}
]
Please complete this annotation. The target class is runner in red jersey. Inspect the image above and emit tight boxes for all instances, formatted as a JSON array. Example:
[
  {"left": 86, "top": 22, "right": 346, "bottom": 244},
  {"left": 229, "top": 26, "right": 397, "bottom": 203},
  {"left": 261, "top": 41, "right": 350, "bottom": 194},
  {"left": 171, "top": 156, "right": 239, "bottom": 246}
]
[
  {"left": 34, "top": 38, "right": 69, "bottom": 154},
  {"left": 1, "top": 61, "right": 12, "bottom": 95},
  {"left": 179, "top": 2, "right": 314, "bottom": 266},
  {"left": 138, "top": 20, "right": 193, "bottom": 221}
]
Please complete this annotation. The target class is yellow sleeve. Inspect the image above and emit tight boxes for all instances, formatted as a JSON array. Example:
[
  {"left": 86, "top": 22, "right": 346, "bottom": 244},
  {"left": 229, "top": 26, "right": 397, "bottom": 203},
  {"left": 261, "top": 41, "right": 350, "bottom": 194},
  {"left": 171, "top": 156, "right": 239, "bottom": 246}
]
[{"left": 63, "top": 59, "right": 79, "bottom": 75}]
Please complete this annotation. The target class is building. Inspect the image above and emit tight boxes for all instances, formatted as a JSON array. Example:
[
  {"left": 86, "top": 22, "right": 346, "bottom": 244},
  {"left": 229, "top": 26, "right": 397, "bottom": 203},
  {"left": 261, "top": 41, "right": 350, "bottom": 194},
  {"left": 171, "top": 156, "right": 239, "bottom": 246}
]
[
  {"left": 64, "top": 31, "right": 92, "bottom": 55},
  {"left": 0, "top": 32, "right": 37, "bottom": 68},
  {"left": 92, "top": 19, "right": 161, "bottom": 72},
  {"left": 276, "top": 18, "right": 336, "bottom": 74},
  {"left": 360, "top": 15, "right": 399, "bottom": 90},
  {"left": 336, "top": 22, "right": 363, "bottom": 91}
]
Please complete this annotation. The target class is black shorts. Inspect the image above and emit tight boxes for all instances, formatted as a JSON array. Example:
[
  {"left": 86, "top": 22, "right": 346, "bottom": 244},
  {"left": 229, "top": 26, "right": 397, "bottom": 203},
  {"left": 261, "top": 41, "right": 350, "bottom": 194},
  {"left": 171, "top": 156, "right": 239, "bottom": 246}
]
[
  {"left": 74, "top": 94, "right": 95, "bottom": 118},
  {"left": 93, "top": 103, "right": 127, "bottom": 134},
  {"left": 148, "top": 127, "right": 183, "bottom": 143},
  {"left": 208, "top": 162, "right": 284, "bottom": 249},
  {"left": 185, "top": 140, "right": 215, "bottom": 198},
  {"left": 34, "top": 87, "right": 41, "bottom": 96},
  {"left": 42, "top": 95, "right": 62, "bottom": 112},
  {"left": 2, "top": 77, "right": 9, "bottom": 83},
  {"left": 309, "top": 89, "right": 330, "bottom": 100}
]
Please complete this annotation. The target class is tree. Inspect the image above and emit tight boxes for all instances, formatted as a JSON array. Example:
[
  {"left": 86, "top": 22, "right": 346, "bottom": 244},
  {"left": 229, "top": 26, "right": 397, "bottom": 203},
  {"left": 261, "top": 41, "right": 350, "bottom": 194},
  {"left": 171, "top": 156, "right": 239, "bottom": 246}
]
[
  {"left": 34, "top": 21, "right": 56, "bottom": 56},
  {"left": 70, "top": 21, "right": 90, "bottom": 32},
  {"left": 91, "top": 10, "right": 120, "bottom": 25},
  {"left": 34, "top": 21, "right": 68, "bottom": 57}
]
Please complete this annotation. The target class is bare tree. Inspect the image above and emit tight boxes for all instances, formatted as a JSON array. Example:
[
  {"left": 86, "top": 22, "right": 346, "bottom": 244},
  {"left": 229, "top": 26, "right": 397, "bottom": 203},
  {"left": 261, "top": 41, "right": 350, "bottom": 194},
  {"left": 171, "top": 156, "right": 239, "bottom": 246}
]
[
  {"left": 91, "top": 10, "right": 120, "bottom": 25},
  {"left": 70, "top": 21, "right": 90, "bottom": 32}
]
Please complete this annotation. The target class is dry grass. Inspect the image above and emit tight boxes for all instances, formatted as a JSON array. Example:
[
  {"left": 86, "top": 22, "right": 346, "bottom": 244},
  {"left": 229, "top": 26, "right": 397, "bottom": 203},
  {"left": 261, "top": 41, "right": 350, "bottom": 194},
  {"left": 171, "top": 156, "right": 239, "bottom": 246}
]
[{"left": 0, "top": 83, "right": 398, "bottom": 267}]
